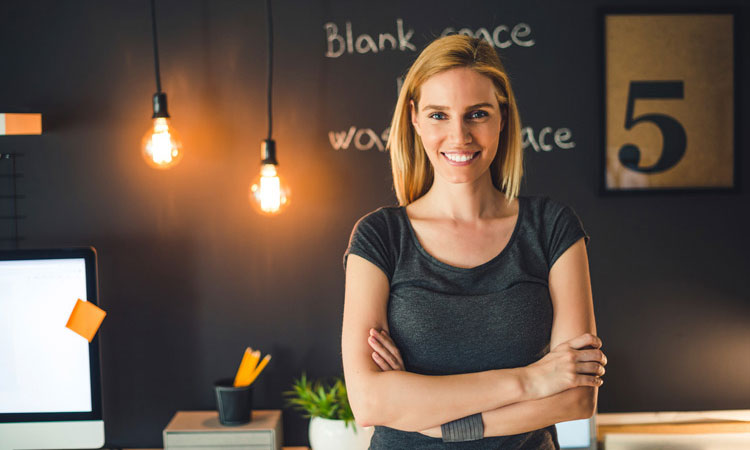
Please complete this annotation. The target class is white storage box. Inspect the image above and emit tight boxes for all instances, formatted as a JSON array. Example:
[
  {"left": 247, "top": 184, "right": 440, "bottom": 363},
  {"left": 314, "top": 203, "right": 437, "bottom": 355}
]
[{"left": 163, "top": 410, "right": 282, "bottom": 450}]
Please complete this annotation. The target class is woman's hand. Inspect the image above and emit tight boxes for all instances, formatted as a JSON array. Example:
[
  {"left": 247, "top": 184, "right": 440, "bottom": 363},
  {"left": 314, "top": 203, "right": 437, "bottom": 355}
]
[
  {"left": 523, "top": 333, "right": 607, "bottom": 400},
  {"left": 367, "top": 329, "right": 442, "bottom": 438},
  {"left": 367, "top": 328, "right": 405, "bottom": 371}
]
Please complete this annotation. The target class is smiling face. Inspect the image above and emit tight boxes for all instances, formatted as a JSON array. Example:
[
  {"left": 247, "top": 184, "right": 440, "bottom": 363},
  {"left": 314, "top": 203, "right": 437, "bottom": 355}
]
[{"left": 410, "top": 67, "right": 504, "bottom": 186}]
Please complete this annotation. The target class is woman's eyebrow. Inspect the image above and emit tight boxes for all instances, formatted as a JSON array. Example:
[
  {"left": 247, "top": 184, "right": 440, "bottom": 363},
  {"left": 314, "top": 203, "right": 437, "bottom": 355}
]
[{"left": 422, "top": 102, "right": 495, "bottom": 111}]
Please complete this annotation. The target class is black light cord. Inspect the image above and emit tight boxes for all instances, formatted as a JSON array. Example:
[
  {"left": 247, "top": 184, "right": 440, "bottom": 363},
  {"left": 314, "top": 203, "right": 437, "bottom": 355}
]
[
  {"left": 150, "top": 0, "right": 162, "bottom": 94},
  {"left": 266, "top": 0, "right": 273, "bottom": 141}
]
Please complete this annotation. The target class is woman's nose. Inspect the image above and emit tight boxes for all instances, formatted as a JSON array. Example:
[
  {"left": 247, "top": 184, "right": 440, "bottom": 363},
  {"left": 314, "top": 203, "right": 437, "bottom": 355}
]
[{"left": 448, "top": 119, "right": 472, "bottom": 145}]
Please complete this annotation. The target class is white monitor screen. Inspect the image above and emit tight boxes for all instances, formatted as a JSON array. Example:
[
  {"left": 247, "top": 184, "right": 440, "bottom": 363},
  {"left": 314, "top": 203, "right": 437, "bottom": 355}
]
[
  {"left": 0, "top": 258, "right": 92, "bottom": 414},
  {"left": 556, "top": 418, "right": 593, "bottom": 448}
]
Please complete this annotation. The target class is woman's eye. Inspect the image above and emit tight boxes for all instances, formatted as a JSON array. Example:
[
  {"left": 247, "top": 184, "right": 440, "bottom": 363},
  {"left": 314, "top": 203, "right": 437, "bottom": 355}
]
[
  {"left": 428, "top": 112, "right": 446, "bottom": 120},
  {"left": 469, "top": 110, "right": 489, "bottom": 119}
]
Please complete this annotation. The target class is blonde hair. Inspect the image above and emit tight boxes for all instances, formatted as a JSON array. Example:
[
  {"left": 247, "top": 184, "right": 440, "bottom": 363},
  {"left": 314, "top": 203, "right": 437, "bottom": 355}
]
[{"left": 386, "top": 34, "right": 523, "bottom": 206}]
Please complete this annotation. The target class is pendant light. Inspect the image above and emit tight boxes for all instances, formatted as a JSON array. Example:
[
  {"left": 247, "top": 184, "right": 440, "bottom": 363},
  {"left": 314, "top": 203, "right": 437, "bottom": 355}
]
[
  {"left": 141, "top": 0, "right": 183, "bottom": 169},
  {"left": 249, "top": 0, "right": 290, "bottom": 215}
]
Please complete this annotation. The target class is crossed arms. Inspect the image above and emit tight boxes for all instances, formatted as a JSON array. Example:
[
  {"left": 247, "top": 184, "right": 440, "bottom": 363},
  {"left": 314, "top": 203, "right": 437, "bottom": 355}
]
[{"left": 341, "top": 238, "right": 606, "bottom": 437}]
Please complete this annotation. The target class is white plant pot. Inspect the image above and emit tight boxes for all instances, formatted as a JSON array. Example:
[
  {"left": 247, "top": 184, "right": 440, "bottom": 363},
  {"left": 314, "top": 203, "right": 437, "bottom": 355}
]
[{"left": 308, "top": 416, "right": 374, "bottom": 450}]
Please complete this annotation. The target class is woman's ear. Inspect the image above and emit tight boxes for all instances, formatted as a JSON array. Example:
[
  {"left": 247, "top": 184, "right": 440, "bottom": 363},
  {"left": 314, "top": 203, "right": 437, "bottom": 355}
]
[{"left": 410, "top": 99, "right": 421, "bottom": 135}]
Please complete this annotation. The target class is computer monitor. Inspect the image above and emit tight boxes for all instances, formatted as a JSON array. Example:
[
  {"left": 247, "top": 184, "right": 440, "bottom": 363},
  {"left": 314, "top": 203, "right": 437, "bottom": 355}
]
[{"left": 0, "top": 248, "right": 105, "bottom": 450}]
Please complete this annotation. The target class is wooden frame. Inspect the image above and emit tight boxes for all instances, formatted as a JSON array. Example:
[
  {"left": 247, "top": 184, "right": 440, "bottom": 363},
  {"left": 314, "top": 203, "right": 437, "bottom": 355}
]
[{"left": 599, "top": 8, "right": 740, "bottom": 195}]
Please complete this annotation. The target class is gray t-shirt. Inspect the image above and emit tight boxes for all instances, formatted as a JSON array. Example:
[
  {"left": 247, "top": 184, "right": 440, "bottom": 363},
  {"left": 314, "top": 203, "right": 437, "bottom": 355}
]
[{"left": 343, "top": 195, "right": 590, "bottom": 449}]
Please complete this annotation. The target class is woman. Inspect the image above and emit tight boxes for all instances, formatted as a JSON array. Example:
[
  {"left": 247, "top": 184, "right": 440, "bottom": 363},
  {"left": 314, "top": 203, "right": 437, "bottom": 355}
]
[{"left": 341, "top": 34, "right": 606, "bottom": 449}]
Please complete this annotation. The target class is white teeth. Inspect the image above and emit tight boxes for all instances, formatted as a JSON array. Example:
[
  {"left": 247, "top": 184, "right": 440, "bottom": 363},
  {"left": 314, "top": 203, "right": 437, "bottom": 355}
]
[{"left": 444, "top": 153, "right": 475, "bottom": 162}]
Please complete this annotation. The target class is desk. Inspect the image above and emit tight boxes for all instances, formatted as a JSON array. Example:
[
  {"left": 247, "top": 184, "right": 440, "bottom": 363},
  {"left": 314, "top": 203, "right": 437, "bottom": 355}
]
[
  {"left": 596, "top": 411, "right": 750, "bottom": 448},
  {"left": 126, "top": 422, "right": 750, "bottom": 450}
]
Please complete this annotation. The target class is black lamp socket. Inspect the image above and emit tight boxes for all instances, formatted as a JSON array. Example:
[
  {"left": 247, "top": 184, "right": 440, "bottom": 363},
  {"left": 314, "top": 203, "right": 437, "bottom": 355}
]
[
  {"left": 261, "top": 139, "right": 278, "bottom": 165},
  {"left": 152, "top": 93, "right": 170, "bottom": 118}
]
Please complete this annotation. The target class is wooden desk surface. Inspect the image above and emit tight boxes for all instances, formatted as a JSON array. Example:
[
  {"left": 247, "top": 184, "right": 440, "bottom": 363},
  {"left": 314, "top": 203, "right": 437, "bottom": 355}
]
[
  {"left": 597, "top": 420, "right": 750, "bottom": 447},
  {"left": 128, "top": 411, "right": 750, "bottom": 450},
  {"left": 128, "top": 422, "right": 750, "bottom": 449}
]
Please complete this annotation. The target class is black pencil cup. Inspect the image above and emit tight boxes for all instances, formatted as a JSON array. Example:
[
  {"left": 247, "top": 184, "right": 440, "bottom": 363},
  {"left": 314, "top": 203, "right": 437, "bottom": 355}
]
[{"left": 214, "top": 378, "right": 253, "bottom": 426}]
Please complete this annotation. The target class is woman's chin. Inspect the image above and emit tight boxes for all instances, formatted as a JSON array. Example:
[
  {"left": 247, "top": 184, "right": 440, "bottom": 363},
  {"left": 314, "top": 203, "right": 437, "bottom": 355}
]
[
  {"left": 434, "top": 165, "right": 492, "bottom": 185},
  {"left": 437, "top": 173, "right": 485, "bottom": 185}
]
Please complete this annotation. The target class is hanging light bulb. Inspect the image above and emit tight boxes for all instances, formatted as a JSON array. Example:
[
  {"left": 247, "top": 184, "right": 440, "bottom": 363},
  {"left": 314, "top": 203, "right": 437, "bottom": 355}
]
[
  {"left": 142, "top": 95, "right": 183, "bottom": 169},
  {"left": 249, "top": 0, "right": 290, "bottom": 215},
  {"left": 249, "top": 140, "right": 290, "bottom": 215},
  {"left": 142, "top": 0, "right": 182, "bottom": 169}
]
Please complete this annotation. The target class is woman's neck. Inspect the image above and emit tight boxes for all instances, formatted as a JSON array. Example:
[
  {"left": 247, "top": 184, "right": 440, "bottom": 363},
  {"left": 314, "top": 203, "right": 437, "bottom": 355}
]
[{"left": 418, "top": 173, "right": 511, "bottom": 222}]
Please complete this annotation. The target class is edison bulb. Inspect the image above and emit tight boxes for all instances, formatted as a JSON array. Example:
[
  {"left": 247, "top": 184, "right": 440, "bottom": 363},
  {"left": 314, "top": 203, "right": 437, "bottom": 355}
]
[
  {"left": 249, "top": 163, "right": 291, "bottom": 215},
  {"left": 141, "top": 117, "right": 183, "bottom": 169}
]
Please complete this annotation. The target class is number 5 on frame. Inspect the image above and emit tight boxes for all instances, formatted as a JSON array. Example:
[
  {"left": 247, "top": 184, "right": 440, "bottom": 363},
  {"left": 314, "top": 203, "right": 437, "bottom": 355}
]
[{"left": 601, "top": 10, "right": 737, "bottom": 193}]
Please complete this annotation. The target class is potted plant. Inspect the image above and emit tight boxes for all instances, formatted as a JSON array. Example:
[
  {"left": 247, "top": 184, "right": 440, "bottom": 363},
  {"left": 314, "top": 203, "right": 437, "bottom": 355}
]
[{"left": 284, "top": 373, "right": 374, "bottom": 450}]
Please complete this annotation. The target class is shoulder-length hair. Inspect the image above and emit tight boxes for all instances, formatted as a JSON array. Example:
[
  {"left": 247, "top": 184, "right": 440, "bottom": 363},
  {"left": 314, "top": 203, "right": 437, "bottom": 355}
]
[{"left": 386, "top": 34, "right": 523, "bottom": 206}]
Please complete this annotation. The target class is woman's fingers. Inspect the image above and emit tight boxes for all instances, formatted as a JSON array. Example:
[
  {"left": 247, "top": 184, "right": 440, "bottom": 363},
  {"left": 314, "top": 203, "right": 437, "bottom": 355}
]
[
  {"left": 578, "top": 374, "right": 604, "bottom": 387},
  {"left": 367, "top": 335, "right": 394, "bottom": 367},
  {"left": 367, "top": 331, "right": 403, "bottom": 370},
  {"left": 371, "top": 352, "right": 392, "bottom": 371},
  {"left": 576, "top": 348, "right": 607, "bottom": 366},
  {"left": 373, "top": 329, "right": 403, "bottom": 359},
  {"left": 369, "top": 329, "right": 404, "bottom": 369},
  {"left": 577, "top": 361, "right": 606, "bottom": 376}
]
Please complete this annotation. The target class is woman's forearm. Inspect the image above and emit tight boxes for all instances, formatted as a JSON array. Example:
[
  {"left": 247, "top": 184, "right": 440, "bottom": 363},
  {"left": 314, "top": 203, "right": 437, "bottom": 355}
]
[
  {"left": 353, "top": 367, "right": 529, "bottom": 432},
  {"left": 481, "top": 386, "right": 597, "bottom": 437}
]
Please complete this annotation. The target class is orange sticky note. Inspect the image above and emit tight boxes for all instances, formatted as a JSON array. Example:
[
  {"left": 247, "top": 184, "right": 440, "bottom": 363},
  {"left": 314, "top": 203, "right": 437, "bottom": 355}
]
[
  {"left": 65, "top": 299, "right": 106, "bottom": 342},
  {"left": 233, "top": 348, "right": 261, "bottom": 387},
  {"left": 0, "top": 113, "right": 42, "bottom": 135}
]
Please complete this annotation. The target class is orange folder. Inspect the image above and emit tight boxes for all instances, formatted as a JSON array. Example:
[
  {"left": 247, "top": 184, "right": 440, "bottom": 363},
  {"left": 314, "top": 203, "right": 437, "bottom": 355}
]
[{"left": 65, "top": 298, "right": 106, "bottom": 342}]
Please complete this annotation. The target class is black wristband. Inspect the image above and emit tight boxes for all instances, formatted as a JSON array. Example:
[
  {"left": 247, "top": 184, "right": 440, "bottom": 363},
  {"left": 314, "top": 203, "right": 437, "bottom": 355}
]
[{"left": 440, "top": 412, "right": 484, "bottom": 442}]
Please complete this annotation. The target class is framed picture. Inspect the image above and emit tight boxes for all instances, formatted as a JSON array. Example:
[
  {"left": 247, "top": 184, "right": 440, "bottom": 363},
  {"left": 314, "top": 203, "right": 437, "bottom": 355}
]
[{"left": 600, "top": 9, "right": 739, "bottom": 194}]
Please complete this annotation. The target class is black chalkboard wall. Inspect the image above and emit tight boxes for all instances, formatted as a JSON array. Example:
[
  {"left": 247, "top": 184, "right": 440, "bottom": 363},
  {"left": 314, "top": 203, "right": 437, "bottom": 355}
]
[{"left": 1, "top": 0, "right": 748, "bottom": 446}]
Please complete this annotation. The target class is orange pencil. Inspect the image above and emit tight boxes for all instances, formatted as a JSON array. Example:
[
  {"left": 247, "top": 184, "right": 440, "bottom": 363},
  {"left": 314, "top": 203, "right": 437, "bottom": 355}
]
[
  {"left": 245, "top": 354, "right": 272, "bottom": 387},
  {"left": 233, "top": 348, "right": 260, "bottom": 387}
]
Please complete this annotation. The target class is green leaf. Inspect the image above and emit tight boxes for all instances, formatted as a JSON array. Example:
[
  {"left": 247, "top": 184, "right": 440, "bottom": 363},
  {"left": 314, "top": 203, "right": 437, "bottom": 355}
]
[{"left": 285, "top": 373, "right": 356, "bottom": 423}]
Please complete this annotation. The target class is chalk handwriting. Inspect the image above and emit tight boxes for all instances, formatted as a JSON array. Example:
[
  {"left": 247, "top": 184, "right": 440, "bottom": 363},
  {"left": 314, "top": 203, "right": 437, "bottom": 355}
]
[
  {"left": 523, "top": 126, "right": 575, "bottom": 151},
  {"left": 329, "top": 126, "right": 391, "bottom": 151},
  {"left": 441, "top": 23, "right": 535, "bottom": 48},
  {"left": 324, "top": 19, "right": 535, "bottom": 57},
  {"left": 325, "top": 19, "right": 415, "bottom": 57},
  {"left": 329, "top": 126, "right": 575, "bottom": 152}
]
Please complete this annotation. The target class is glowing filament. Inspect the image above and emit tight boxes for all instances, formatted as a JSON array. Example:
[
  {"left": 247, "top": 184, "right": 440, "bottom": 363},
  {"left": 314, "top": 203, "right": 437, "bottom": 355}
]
[
  {"left": 142, "top": 117, "right": 183, "bottom": 169},
  {"left": 250, "top": 164, "right": 290, "bottom": 215}
]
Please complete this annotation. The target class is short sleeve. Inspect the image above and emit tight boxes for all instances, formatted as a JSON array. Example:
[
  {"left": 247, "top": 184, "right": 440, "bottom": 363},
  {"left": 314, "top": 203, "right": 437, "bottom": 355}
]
[
  {"left": 342, "top": 209, "right": 394, "bottom": 281},
  {"left": 545, "top": 200, "right": 590, "bottom": 269}
]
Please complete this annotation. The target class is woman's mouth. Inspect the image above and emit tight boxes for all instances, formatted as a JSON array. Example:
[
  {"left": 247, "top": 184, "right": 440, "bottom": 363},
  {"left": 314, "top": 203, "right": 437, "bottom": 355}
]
[{"left": 441, "top": 151, "right": 480, "bottom": 166}]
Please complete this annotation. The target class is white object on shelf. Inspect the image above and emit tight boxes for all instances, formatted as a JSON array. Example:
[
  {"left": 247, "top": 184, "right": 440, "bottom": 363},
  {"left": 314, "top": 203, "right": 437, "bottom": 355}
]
[{"left": 308, "top": 417, "right": 373, "bottom": 450}]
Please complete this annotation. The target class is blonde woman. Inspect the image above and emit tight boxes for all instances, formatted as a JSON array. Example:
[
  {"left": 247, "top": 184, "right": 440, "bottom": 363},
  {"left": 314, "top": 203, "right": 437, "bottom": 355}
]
[{"left": 342, "top": 35, "right": 606, "bottom": 449}]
